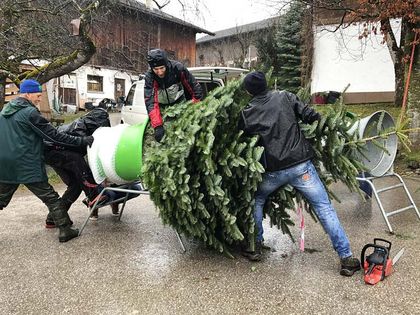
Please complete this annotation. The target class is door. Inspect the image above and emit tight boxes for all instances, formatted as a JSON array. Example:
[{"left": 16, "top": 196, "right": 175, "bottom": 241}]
[
  {"left": 121, "top": 81, "right": 148, "bottom": 125},
  {"left": 114, "top": 78, "right": 125, "bottom": 102}
]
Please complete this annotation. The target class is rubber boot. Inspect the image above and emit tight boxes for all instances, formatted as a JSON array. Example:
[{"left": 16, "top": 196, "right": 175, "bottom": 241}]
[
  {"left": 45, "top": 212, "right": 56, "bottom": 228},
  {"left": 58, "top": 225, "right": 79, "bottom": 243},
  {"left": 50, "top": 203, "right": 79, "bottom": 242},
  {"left": 45, "top": 200, "right": 73, "bottom": 228}
]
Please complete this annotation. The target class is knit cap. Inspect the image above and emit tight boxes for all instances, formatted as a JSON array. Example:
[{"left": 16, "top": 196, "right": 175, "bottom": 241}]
[
  {"left": 243, "top": 71, "right": 267, "bottom": 96},
  {"left": 20, "top": 79, "right": 42, "bottom": 93}
]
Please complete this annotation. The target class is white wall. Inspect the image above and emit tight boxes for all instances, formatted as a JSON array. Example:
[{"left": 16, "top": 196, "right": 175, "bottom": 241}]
[
  {"left": 74, "top": 66, "right": 137, "bottom": 105},
  {"left": 50, "top": 65, "right": 139, "bottom": 108},
  {"left": 311, "top": 19, "right": 401, "bottom": 94}
]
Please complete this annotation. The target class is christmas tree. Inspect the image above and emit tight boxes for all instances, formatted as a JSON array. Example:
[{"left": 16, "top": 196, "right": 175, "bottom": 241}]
[{"left": 141, "top": 77, "right": 375, "bottom": 256}]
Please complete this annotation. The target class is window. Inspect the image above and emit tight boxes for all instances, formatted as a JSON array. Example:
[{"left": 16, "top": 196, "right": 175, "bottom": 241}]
[
  {"left": 87, "top": 75, "right": 103, "bottom": 92},
  {"left": 114, "top": 78, "right": 125, "bottom": 101},
  {"left": 59, "top": 88, "right": 76, "bottom": 105}
]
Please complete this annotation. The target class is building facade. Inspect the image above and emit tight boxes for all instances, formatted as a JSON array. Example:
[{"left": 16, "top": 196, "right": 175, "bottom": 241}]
[
  {"left": 196, "top": 17, "right": 279, "bottom": 69},
  {"left": 6, "top": 0, "right": 212, "bottom": 112}
]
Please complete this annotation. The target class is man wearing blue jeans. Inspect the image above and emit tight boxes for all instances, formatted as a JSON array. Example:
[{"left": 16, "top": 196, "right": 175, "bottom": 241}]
[{"left": 239, "top": 71, "right": 360, "bottom": 276}]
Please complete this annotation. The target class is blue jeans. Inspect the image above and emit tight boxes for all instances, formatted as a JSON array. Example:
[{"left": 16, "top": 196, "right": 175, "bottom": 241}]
[
  {"left": 103, "top": 184, "right": 142, "bottom": 203},
  {"left": 254, "top": 160, "right": 352, "bottom": 258}
]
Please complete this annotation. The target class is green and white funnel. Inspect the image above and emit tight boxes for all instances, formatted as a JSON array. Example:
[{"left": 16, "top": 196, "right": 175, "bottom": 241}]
[{"left": 88, "top": 119, "right": 148, "bottom": 184}]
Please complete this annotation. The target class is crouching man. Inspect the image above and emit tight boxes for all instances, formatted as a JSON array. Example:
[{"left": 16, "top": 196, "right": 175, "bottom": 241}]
[
  {"left": 0, "top": 79, "right": 93, "bottom": 242},
  {"left": 239, "top": 72, "right": 360, "bottom": 276}
]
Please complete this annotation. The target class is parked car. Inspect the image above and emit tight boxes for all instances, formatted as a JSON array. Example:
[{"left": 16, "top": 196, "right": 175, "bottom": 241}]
[{"left": 120, "top": 67, "right": 248, "bottom": 125}]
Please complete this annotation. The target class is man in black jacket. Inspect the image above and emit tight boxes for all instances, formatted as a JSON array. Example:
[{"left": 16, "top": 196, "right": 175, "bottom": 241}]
[
  {"left": 43, "top": 103, "right": 111, "bottom": 226},
  {"left": 144, "top": 49, "right": 202, "bottom": 142},
  {"left": 239, "top": 72, "right": 360, "bottom": 276},
  {"left": 0, "top": 79, "right": 93, "bottom": 242}
]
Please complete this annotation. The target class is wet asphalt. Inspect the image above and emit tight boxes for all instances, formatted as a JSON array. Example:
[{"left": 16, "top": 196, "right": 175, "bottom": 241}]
[{"left": 0, "top": 113, "right": 419, "bottom": 315}]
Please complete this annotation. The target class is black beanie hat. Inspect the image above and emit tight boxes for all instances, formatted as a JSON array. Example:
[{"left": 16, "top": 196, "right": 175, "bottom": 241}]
[
  {"left": 243, "top": 71, "right": 267, "bottom": 95},
  {"left": 147, "top": 49, "right": 168, "bottom": 68}
]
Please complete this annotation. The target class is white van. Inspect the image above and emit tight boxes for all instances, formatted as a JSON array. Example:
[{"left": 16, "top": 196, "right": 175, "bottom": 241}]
[{"left": 120, "top": 67, "right": 248, "bottom": 125}]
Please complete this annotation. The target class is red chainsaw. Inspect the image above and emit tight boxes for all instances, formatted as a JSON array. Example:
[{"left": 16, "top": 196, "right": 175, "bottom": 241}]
[{"left": 360, "top": 238, "right": 405, "bottom": 285}]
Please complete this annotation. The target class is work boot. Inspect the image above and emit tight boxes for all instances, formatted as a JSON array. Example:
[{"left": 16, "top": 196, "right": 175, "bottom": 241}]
[
  {"left": 50, "top": 204, "right": 79, "bottom": 242},
  {"left": 340, "top": 256, "right": 361, "bottom": 276},
  {"left": 242, "top": 241, "right": 263, "bottom": 261}
]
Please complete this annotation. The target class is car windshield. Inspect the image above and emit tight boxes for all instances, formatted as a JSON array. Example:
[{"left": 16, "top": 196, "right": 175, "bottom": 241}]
[{"left": 125, "top": 84, "right": 136, "bottom": 106}]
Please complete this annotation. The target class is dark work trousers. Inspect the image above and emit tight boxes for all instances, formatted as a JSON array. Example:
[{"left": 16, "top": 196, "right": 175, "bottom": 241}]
[
  {"left": 0, "top": 181, "right": 70, "bottom": 227},
  {"left": 44, "top": 149, "right": 99, "bottom": 208}
]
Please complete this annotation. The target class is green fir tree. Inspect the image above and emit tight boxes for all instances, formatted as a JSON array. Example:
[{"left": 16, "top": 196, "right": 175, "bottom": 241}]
[
  {"left": 275, "top": 1, "right": 306, "bottom": 93},
  {"left": 141, "top": 76, "right": 381, "bottom": 256}
]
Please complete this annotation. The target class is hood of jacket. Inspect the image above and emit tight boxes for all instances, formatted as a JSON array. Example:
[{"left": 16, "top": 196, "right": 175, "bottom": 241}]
[{"left": 1, "top": 97, "right": 33, "bottom": 117}]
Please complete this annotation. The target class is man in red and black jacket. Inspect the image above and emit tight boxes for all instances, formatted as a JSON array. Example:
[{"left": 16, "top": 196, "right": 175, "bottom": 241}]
[{"left": 144, "top": 49, "right": 203, "bottom": 142}]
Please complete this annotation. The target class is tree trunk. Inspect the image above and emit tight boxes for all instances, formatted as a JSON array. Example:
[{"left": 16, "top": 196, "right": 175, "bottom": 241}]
[
  {"left": 394, "top": 57, "right": 405, "bottom": 107},
  {"left": 0, "top": 77, "right": 6, "bottom": 110},
  {"left": 382, "top": 18, "right": 406, "bottom": 106},
  {"left": 0, "top": 0, "right": 101, "bottom": 95},
  {"left": 407, "top": 35, "right": 420, "bottom": 148}
]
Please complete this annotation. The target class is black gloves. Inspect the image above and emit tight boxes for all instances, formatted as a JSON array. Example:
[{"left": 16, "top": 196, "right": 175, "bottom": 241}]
[
  {"left": 154, "top": 125, "right": 165, "bottom": 142},
  {"left": 82, "top": 136, "right": 94, "bottom": 147}
]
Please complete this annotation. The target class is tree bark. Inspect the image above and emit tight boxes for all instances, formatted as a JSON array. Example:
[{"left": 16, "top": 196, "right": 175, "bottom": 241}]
[
  {"left": 24, "top": 36, "right": 96, "bottom": 85},
  {"left": 0, "top": 77, "right": 6, "bottom": 111},
  {"left": 19, "top": 5, "right": 97, "bottom": 85},
  {"left": 394, "top": 57, "right": 405, "bottom": 107},
  {"left": 0, "top": 0, "right": 102, "bottom": 106},
  {"left": 407, "top": 34, "right": 420, "bottom": 148},
  {"left": 382, "top": 17, "right": 406, "bottom": 106}
]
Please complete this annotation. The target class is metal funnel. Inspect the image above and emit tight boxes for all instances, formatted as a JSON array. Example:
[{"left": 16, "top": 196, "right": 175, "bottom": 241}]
[{"left": 349, "top": 111, "right": 397, "bottom": 177}]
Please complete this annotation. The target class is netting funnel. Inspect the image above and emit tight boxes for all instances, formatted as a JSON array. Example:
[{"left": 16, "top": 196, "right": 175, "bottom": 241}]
[
  {"left": 88, "top": 119, "right": 149, "bottom": 184},
  {"left": 349, "top": 111, "right": 397, "bottom": 177}
]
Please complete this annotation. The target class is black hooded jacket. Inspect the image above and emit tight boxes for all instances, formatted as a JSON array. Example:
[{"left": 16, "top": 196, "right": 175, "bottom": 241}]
[
  {"left": 144, "top": 50, "right": 202, "bottom": 128},
  {"left": 45, "top": 107, "right": 110, "bottom": 154},
  {"left": 240, "top": 90, "right": 320, "bottom": 172}
]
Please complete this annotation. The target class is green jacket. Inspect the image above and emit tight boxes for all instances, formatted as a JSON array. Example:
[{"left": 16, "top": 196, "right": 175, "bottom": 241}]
[{"left": 0, "top": 97, "right": 82, "bottom": 184}]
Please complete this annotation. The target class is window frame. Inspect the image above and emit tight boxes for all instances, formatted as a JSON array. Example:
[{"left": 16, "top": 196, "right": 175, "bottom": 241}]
[{"left": 87, "top": 74, "right": 103, "bottom": 92}]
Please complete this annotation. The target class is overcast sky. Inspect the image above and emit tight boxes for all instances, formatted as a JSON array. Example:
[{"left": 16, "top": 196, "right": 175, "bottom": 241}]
[{"left": 160, "top": 0, "right": 280, "bottom": 35}]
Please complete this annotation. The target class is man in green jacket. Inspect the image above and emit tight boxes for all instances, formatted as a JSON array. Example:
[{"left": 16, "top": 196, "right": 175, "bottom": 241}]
[{"left": 0, "top": 79, "right": 93, "bottom": 242}]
